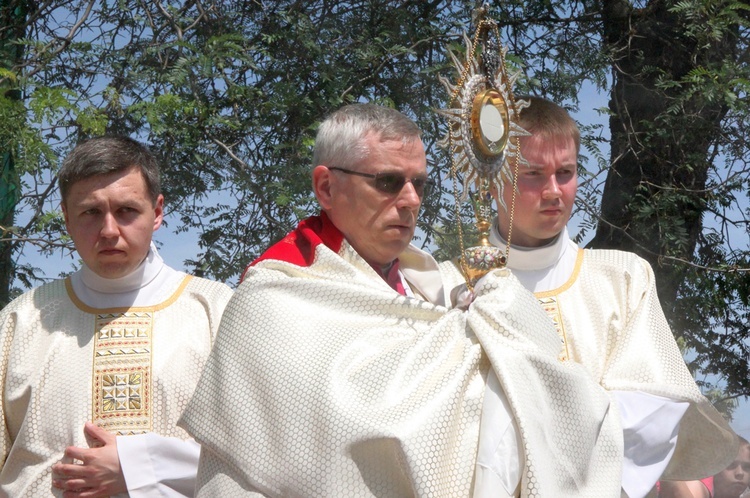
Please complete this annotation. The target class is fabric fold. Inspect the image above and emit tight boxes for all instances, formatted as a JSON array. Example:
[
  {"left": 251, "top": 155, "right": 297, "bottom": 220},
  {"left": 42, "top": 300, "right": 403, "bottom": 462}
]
[{"left": 180, "top": 224, "right": 624, "bottom": 497}]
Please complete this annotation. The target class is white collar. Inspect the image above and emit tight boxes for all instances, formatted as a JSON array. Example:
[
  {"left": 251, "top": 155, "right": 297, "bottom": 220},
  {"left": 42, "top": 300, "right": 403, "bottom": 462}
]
[
  {"left": 80, "top": 243, "right": 165, "bottom": 294},
  {"left": 489, "top": 219, "right": 568, "bottom": 272}
]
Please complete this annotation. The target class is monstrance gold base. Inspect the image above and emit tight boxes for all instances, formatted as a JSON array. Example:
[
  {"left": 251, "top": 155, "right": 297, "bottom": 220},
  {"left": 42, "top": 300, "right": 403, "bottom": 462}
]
[{"left": 462, "top": 243, "right": 507, "bottom": 286}]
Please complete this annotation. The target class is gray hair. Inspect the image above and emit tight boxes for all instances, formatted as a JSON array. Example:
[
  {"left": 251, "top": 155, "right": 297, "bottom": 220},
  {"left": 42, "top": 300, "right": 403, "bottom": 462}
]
[
  {"left": 59, "top": 136, "right": 161, "bottom": 205},
  {"left": 312, "top": 103, "right": 422, "bottom": 171}
]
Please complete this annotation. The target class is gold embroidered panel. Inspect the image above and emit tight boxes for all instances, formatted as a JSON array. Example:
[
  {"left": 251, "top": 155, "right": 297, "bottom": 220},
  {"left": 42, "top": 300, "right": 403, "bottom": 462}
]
[
  {"left": 537, "top": 296, "right": 570, "bottom": 362},
  {"left": 92, "top": 312, "right": 153, "bottom": 435}
]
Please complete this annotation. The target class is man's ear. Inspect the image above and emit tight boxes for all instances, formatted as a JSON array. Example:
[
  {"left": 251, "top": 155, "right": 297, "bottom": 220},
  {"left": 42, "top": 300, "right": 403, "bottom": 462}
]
[
  {"left": 152, "top": 194, "right": 164, "bottom": 232},
  {"left": 61, "top": 201, "right": 70, "bottom": 228},
  {"left": 312, "top": 165, "right": 334, "bottom": 210}
]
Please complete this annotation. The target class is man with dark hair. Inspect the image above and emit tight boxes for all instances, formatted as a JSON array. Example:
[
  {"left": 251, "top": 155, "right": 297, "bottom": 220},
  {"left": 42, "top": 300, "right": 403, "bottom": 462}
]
[
  {"left": 180, "top": 103, "right": 629, "bottom": 496},
  {"left": 0, "top": 136, "right": 233, "bottom": 497},
  {"left": 440, "top": 96, "right": 737, "bottom": 497}
]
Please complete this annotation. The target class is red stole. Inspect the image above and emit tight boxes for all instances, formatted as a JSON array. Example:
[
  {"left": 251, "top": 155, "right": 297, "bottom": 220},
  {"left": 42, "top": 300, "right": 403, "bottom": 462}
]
[
  {"left": 241, "top": 213, "right": 344, "bottom": 281},
  {"left": 242, "top": 213, "right": 404, "bottom": 295},
  {"left": 383, "top": 260, "right": 406, "bottom": 296}
]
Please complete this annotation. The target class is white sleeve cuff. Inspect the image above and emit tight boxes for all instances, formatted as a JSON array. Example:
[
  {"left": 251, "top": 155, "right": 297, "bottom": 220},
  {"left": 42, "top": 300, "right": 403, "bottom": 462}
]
[
  {"left": 615, "top": 391, "right": 689, "bottom": 498},
  {"left": 118, "top": 433, "right": 201, "bottom": 498}
]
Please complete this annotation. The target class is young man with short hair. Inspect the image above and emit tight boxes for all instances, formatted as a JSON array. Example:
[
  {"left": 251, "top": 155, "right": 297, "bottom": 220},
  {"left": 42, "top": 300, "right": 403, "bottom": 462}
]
[
  {"left": 440, "top": 96, "right": 737, "bottom": 497},
  {"left": 0, "top": 136, "right": 233, "bottom": 497}
]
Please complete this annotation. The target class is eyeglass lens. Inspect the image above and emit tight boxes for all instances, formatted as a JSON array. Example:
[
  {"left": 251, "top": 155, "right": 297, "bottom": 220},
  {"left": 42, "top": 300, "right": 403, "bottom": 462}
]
[{"left": 375, "top": 174, "right": 430, "bottom": 197}]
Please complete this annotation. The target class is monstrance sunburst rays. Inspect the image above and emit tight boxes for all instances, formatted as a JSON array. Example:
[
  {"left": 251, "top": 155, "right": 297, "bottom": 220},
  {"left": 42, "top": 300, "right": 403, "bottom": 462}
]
[
  {"left": 436, "top": 13, "right": 530, "bottom": 288},
  {"left": 437, "top": 32, "right": 529, "bottom": 209}
]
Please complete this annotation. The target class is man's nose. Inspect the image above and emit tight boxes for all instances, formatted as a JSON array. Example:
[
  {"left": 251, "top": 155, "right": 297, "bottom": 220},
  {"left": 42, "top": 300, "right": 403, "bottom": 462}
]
[
  {"left": 542, "top": 175, "right": 562, "bottom": 198},
  {"left": 397, "top": 181, "right": 422, "bottom": 209},
  {"left": 100, "top": 213, "right": 119, "bottom": 237}
]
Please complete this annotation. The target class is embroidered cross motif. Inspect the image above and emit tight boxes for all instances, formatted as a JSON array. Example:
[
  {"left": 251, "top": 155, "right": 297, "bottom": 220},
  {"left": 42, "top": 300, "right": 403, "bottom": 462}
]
[
  {"left": 101, "top": 373, "right": 143, "bottom": 412},
  {"left": 92, "top": 312, "right": 153, "bottom": 435}
]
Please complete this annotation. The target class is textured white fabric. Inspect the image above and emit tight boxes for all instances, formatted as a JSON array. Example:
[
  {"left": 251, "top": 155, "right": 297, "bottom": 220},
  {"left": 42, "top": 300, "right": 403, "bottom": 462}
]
[
  {"left": 473, "top": 369, "right": 522, "bottom": 497},
  {"left": 0, "top": 255, "right": 233, "bottom": 497},
  {"left": 489, "top": 227, "right": 689, "bottom": 496},
  {"left": 117, "top": 434, "right": 201, "bottom": 497},
  {"left": 440, "top": 221, "right": 737, "bottom": 485},
  {"left": 181, "top": 239, "right": 624, "bottom": 497},
  {"left": 399, "top": 243, "right": 448, "bottom": 306},
  {"left": 615, "top": 391, "right": 689, "bottom": 498}
]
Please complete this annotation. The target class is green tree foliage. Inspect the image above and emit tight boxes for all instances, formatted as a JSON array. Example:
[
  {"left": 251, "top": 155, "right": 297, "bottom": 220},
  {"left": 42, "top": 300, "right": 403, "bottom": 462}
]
[
  {"left": 592, "top": 0, "right": 750, "bottom": 400},
  {"left": 1, "top": 0, "right": 748, "bottom": 406},
  {"left": 1, "top": 0, "right": 27, "bottom": 305},
  {"left": 1, "top": 0, "right": 464, "bottom": 291}
]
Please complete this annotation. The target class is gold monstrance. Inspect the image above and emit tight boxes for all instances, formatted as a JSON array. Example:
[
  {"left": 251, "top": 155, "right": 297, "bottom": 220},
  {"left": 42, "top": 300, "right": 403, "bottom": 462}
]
[{"left": 437, "top": 6, "right": 529, "bottom": 289}]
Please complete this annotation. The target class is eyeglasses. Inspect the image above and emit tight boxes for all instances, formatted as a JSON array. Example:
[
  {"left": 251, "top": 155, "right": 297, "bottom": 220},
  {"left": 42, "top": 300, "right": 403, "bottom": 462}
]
[{"left": 328, "top": 167, "right": 432, "bottom": 197}]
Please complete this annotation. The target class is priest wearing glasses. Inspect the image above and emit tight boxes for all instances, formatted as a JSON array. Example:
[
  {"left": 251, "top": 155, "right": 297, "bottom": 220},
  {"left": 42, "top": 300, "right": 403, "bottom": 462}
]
[{"left": 181, "top": 103, "right": 627, "bottom": 497}]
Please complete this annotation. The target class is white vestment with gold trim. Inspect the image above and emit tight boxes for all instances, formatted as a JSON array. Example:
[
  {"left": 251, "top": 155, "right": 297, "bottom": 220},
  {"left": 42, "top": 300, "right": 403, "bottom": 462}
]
[
  {"left": 0, "top": 248, "right": 232, "bottom": 497},
  {"left": 440, "top": 224, "right": 737, "bottom": 498}
]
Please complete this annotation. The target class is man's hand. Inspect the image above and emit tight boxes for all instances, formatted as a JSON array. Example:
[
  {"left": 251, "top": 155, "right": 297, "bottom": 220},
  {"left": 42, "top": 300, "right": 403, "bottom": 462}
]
[
  {"left": 51, "top": 422, "right": 127, "bottom": 498},
  {"left": 450, "top": 283, "right": 475, "bottom": 310}
]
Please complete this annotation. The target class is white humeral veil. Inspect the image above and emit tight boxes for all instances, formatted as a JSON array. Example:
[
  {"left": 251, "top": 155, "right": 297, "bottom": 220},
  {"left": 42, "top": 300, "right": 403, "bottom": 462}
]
[{"left": 180, "top": 231, "right": 625, "bottom": 497}]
